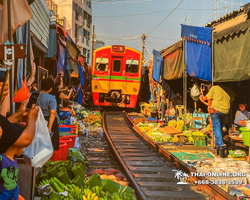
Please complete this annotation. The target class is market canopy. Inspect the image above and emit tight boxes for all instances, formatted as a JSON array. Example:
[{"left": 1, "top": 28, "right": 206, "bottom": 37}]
[
  {"left": 181, "top": 24, "right": 212, "bottom": 82},
  {"left": 152, "top": 49, "right": 162, "bottom": 83},
  {"left": 161, "top": 40, "right": 183, "bottom": 80},
  {"left": 213, "top": 14, "right": 250, "bottom": 82}
]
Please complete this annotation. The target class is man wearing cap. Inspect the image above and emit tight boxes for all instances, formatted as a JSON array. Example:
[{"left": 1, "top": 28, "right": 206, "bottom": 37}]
[{"left": 200, "top": 84, "right": 233, "bottom": 149}]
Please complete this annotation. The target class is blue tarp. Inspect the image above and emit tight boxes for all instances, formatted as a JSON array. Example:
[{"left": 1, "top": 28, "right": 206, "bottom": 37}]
[
  {"left": 181, "top": 24, "right": 212, "bottom": 82},
  {"left": 152, "top": 49, "right": 162, "bottom": 83},
  {"left": 181, "top": 24, "right": 211, "bottom": 44},
  {"left": 79, "top": 63, "right": 85, "bottom": 87},
  {"left": 57, "top": 41, "right": 66, "bottom": 76}
]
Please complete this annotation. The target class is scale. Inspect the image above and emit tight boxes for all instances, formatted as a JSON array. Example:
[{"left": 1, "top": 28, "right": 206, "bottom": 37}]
[{"left": 175, "top": 105, "right": 185, "bottom": 117}]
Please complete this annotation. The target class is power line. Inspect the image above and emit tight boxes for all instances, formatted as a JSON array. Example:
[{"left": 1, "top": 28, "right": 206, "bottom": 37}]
[
  {"left": 91, "top": 0, "right": 152, "bottom": 4},
  {"left": 93, "top": 8, "right": 223, "bottom": 18},
  {"left": 146, "top": 0, "right": 184, "bottom": 35},
  {"left": 147, "top": 36, "right": 179, "bottom": 41}
]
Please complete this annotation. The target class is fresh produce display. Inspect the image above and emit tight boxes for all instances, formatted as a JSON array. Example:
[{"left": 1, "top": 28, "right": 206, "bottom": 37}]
[
  {"left": 38, "top": 162, "right": 135, "bottom": 200},
  {"left": 184, "top": 131, "right": 195, "bottom": 143},
  {"left": 167, "top": 120, "right": 184, "bottom": 131},
  {"left": 83, "top": 114, "right": 101, "bottom": 123},
  {"left": 133, "top": 117, "right": 149, "bottom": 125},
  {"left": 68, "top": 150, "right": 87, "bottom": 165},
  {"left": 191, "top": 131, "right": 206, "bottom": 140}
]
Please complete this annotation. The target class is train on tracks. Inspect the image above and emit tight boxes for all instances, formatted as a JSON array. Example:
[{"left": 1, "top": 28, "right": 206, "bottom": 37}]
[{"left": 91, "top": 45, "right": 142, "bottom": 108}]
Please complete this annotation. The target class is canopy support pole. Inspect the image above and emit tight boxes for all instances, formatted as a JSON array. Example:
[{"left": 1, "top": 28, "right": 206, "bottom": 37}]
[
  {"left": 183, "top": 39, "right": 187, "bottom": 129},
  {"left": 211, "top": 29, "right": 214, "bottom": 149},
  {"left": 8, "top": 0, "right": 14, "bottom": 114}
]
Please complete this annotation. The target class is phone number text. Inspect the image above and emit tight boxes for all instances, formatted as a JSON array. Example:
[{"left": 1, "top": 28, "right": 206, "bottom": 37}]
[{"left": 194, "top": 180, "right": 243, "bottom": 185}]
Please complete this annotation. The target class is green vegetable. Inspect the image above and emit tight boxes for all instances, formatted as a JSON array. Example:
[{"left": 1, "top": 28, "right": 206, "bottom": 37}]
[
  {"left": 71, "top": 163, "right": 86, "bottom": 181},
  {"left": 57, "top": 167, "right": 71, "bottom": 185},
  {"left": 72, "top": 175, "right": 84, "bottom": 187},
  {"left": 40, "top": 173, "right": 50, "bottom": 181},
  {"left": 102, "top": 179, "right": 134, "bottom": 194},
  {"left": 68, "top": 151, "right": 87, "bottom": 164},
  {"left": 47, "top": 167, "right": 58, "bottom": 178},
  {"left": 85, "top": 173, "right": 102, "bottom": 187},
  {"left": 63, "top": 160, "right": 74, "bottom": 180}
]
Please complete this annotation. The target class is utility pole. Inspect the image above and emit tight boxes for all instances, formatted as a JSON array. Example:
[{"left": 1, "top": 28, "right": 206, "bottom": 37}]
[
  {"left": 91, "top": 25, "right": 95, "bottom": 66},
  {"left": 141, "top": 34, "right": 146, "bottom": 62}
]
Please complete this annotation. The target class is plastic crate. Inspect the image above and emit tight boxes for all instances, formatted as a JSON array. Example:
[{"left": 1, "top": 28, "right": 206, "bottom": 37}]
[
  {"left": 86, "top": 128, "right": 103, "bottom": 137},
  {"left": 194, "top": 140, "right": 206, "bottom": 146}
]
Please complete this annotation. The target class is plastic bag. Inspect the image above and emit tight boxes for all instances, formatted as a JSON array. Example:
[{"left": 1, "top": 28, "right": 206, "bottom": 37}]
[
  {"left": 190, "top": 84, "right": 200, "bottom": 101},
  {"left": 23, "top": 109, "right": 53, "bottom": 168}
]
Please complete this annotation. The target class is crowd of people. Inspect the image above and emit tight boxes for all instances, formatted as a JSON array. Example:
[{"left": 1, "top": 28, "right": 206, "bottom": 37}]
[{"left": 0, "top": 73, "right": 79, "bottom": 199}]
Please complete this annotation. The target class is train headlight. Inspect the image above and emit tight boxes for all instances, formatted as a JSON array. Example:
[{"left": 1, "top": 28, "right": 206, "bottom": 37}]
[
  {"left": 94, "top": 85, "right": 98, "bottom": 89},
  {"left": 133, "top": 87, "right": 137, "bottom": 92}
]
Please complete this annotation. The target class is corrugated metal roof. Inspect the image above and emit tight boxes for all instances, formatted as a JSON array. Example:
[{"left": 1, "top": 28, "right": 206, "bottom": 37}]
[
  {"left": 204, "top": 8, "right": 244, "bottom": 27},
  {"left": 205, "top": 4, "right": 250, "bottom": 41}
]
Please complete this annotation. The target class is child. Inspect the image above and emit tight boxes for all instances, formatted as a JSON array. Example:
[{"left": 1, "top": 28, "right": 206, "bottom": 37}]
[
  {"left": 0, "top": 147, "right": 24, "bottom": 200},
  {"left": 234, "top": 98, "right": 249, "bottom": 130}
]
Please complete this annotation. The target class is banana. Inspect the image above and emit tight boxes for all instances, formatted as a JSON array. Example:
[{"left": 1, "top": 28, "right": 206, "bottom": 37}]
[
  {"left": 83, "top": 195, "right": 88, "bottom": 200},
  {"left": 87, "top": 193, "right": 91, "bottom": 200},
  {"left": 90, "top": 193, "right": 96, "bottom": 200},
  {"left": 93, "top": 196, "right": 99, "bottom": 200}
]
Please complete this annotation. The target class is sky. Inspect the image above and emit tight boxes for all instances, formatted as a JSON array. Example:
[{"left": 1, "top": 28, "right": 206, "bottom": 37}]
[{"left": 92, "top": 0, "right": 249, "bottom": 61}]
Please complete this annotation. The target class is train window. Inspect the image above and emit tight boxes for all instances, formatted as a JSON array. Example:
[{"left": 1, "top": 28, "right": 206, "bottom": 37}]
[
  {"left": 95, "top": 57, "right": 109, "bottom": 72},
  {"left": 125, "top": 60, "right": 139, "bottom": 73},
  {"left": 113, "top": 60, "right": 121, "bottom": 73}
]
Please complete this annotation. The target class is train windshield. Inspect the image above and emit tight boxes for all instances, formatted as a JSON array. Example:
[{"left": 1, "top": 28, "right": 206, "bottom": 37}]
[
  {"left": 95, "top": 57, "right": 109, "bottom": 71},
  {"left": 125, "top": 59, "right": 139, "bottom": 73},
  {"left": 113, "top": 60, "right": 121, "bottom": 72}
]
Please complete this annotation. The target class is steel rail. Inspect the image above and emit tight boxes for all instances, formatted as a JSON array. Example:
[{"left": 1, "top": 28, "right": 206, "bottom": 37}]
[
  {"left": 102, "top": 110, "right": 148, "bottom": 200},
  {"left": 124, "top": 111, "right": 235, "bottom": 200}
]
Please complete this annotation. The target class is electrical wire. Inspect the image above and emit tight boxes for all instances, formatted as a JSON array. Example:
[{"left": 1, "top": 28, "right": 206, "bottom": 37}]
[
  {"left": 91, "top": 0, "right": 153, "bottom": 4},
  {"left": 147, "top": 36, "right": 180, "bottom": 41},
  {"left": 146, "top": 0, "right": 184, "bottom": 35},
  {"left": 93, "top": 8, "right": 223, "bottom": 18}
]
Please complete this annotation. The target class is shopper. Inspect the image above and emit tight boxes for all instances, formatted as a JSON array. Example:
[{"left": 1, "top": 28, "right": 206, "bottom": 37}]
[
  {"left": 36, "top": 78, "right": 59, "bottom": 150},
  {"left": 200, "top": 84, "right": 233, "bottom": 148},
  {"left": 50, "top": 75, "right": 73, "bottom": 107}
]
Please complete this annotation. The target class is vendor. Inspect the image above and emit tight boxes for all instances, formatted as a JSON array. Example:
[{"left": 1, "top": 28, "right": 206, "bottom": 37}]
[
  {"left": 233, "top": 98, "right": 249, "bottom": 130},
  {"left": 58, "top": 99, "right": 76, "bottom": 124}
]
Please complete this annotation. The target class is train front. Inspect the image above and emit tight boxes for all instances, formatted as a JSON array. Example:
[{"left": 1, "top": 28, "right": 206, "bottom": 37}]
[{"left": 91, "top": 45, "right": 142, "bottom": 108}]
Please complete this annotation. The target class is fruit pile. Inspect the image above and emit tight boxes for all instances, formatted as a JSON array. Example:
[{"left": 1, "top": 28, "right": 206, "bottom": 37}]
[
  {"left": 133, "top": 117, "right": 149, "bottom": 125},
  {"left": 167, "top": 120, "right": 184, "bottom": 131},
  {"left": 83, "top": 114, "right": 101, "bottom": 123},
  {"left": 37, "top": 162, "right": 135, "bottom": 200}
]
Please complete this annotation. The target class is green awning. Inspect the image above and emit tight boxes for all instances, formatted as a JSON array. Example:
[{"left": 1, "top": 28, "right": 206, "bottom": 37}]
[
  {"left": 161, "top": 40, "right": 184, "bottom": 80},
  {"left": 214, "top": 27, "right": 250, "bottom": 82}
]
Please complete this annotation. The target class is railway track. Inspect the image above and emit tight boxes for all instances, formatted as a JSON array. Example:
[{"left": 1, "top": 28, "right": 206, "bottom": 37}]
[{"left": 103, "top": 110, "right": 210, "bottom": 200}]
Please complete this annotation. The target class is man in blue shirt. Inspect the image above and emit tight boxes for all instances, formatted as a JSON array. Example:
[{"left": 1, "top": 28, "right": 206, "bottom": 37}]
[{"left": 36, "top": 78, "right": 59, "bottom": 150}]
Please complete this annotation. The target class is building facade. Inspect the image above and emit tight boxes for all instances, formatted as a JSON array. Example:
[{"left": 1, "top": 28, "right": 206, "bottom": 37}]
[{"left": 47, "top": 0, "right": 92, "bottom": 64}]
